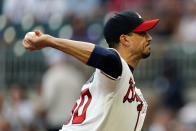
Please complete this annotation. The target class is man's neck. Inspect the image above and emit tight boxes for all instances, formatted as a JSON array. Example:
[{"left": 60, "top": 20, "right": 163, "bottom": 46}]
[{"left": 116, "top": 46, "right": 141, "bottom": 68}]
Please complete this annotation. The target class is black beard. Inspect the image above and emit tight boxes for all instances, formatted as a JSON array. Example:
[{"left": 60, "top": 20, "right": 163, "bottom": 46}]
[{"left": 142, "top": 52, "right": 150, "bottom": 59}]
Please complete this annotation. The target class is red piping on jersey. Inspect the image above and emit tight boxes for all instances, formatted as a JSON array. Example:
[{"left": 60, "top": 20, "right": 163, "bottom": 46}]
[{"left": 134, "top": 110, "right": 141, "bottom": 131}]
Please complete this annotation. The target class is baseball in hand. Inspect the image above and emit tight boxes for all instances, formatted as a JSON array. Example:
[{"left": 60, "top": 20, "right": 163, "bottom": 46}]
[
  {"left": 25, "top": 32, "right": 36, "bottom": 39},
  {"left": 23, "top": 32, "right": 37, "bottom": 47}
]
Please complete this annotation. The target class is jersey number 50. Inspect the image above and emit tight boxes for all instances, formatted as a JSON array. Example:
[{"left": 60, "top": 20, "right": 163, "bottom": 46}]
[{"left": 71, "top": 88, "right": 92, "bottom": 124}]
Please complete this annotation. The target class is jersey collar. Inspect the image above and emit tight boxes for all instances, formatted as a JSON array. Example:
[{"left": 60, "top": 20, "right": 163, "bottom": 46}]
[{"left": 128, "top": 65, "right": 134, "bottom": 73}]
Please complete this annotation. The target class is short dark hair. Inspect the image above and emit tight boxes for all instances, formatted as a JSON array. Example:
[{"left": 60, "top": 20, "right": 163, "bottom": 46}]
[
  {"left": 103, "top": 16, "right": 126, "bottom": 48},
  {"left": 103, "top": 11, "right": 143, "bottom": 48}
]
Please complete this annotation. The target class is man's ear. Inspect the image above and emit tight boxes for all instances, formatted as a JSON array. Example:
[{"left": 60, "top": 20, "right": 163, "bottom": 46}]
[{"left": 119, "top": 34, "right": 129, "bottom": 47}]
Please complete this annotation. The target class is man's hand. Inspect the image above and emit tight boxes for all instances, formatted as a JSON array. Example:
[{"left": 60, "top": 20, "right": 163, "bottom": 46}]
[{"left": 22, "top": 30, "right": 51, "bottom": 51}]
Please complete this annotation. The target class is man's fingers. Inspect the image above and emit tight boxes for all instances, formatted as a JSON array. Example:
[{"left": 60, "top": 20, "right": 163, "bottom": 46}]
[
  {"left": 22, "top": 39, "right": 35, "bottom": 50},
  {"left": 23, "top": 39, "right": 30, "bottom": 47},
  {"left": 23, "top": 31, "right": 45, "bottom": 51}
]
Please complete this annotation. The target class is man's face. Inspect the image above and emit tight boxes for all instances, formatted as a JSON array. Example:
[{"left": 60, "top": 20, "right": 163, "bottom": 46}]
[{"left": 127, "top": 31, "right": 152, "bottom": 59}]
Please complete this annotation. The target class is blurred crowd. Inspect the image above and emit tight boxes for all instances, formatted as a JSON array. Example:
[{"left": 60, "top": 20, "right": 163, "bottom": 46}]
[
  {"left": 0, "top": 0, "right": 196, "bottom": 49},
  {"left": 0, "top": 0, "right": 196, "bottom": 131}
]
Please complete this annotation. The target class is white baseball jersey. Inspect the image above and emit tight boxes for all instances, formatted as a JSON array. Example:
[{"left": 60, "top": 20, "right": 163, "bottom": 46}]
[{"left": 60, "top": 54, "right": 148, "bottom": 131}]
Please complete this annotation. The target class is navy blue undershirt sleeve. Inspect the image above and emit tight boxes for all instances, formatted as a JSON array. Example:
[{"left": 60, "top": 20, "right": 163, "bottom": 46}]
[{"left": 87, "top": 45, "right": 122, "bottom": 79}]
